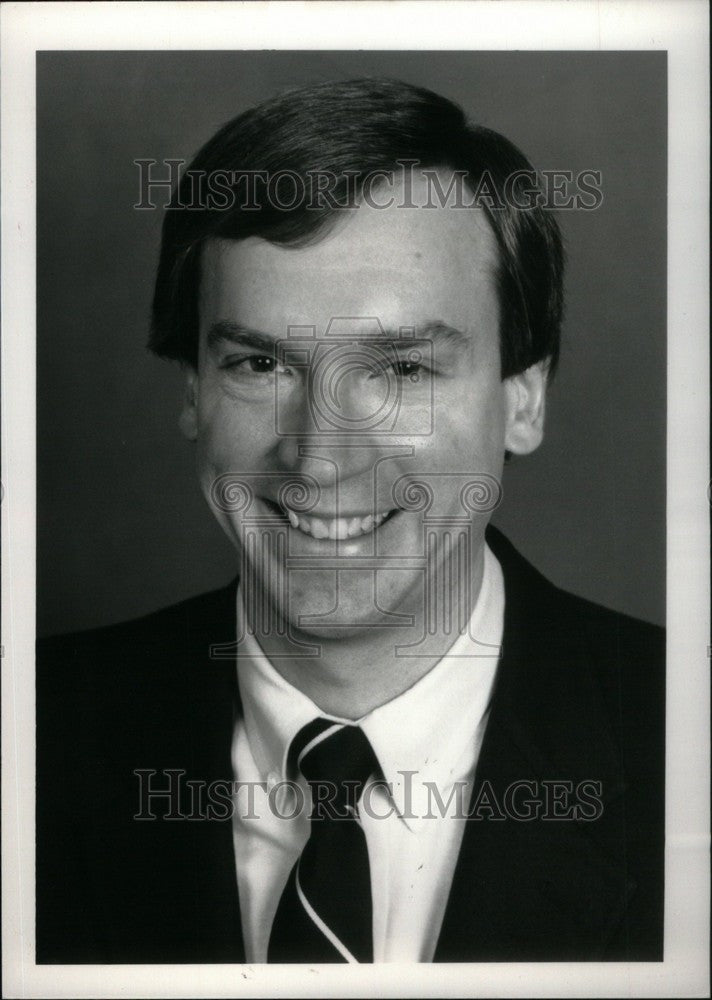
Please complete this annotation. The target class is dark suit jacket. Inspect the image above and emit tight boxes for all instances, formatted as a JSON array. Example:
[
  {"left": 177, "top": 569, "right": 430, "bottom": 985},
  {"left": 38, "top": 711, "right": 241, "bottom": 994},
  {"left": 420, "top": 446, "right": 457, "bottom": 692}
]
[{"left": 36, "top": 526, "right": 665, "bottom": 963}]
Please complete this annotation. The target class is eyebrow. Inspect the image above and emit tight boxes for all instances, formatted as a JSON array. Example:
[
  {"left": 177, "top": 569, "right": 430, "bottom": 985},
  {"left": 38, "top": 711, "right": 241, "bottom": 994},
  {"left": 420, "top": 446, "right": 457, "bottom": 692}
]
[{"left": 207, "top": 320, "right": 470, "bottom": 352}]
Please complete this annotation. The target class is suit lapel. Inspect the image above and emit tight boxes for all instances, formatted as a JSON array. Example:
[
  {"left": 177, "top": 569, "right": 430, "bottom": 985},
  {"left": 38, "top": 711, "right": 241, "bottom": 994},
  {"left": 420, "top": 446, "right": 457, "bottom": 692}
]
[
  {"left": 434, "top": 527, "right": 633, "bottom": 961},
  {"left": 179, "top": 579, "right": 246, "bottom": 962}
]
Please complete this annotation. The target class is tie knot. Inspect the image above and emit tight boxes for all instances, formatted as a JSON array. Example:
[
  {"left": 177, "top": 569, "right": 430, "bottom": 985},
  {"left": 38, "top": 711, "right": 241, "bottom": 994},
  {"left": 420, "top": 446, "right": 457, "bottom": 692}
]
[{"left": 289, "top": 718, "right": 378, "bottom": 793}]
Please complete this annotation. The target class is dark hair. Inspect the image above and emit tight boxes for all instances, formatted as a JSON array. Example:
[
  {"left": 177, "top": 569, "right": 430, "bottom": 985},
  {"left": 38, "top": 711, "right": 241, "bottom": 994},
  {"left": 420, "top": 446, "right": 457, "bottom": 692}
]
[{"left": 150, "top": 78, "right": 564, "bottom": 379}]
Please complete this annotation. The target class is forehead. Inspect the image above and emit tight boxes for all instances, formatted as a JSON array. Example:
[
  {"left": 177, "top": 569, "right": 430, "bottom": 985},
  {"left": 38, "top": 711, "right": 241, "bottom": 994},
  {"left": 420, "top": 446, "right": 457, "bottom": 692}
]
[{"left": 199, "top": 171, "right": 500, "bottom": 336}]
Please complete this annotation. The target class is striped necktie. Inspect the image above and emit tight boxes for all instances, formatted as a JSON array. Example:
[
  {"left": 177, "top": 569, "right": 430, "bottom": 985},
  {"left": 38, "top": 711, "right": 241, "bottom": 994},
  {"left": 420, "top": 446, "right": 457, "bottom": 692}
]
[{"left": 268, "top": 717, "right": 378, "bottom": 963}]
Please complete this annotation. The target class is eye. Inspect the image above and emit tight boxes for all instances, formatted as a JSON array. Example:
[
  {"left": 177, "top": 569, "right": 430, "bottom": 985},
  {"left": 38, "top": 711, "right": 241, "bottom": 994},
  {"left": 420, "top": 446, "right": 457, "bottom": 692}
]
[
  {"left": 392, "top": 360, "right": 423, "bottom": 378},
  {"left": 221, "top": 354, "right": 279, "bottom": 375},
  {"left": 366, "top": 356, "right": 430, "bottom": 382},
  {"left": 245, "top": 356, "right": 276, "bottom": 374}
]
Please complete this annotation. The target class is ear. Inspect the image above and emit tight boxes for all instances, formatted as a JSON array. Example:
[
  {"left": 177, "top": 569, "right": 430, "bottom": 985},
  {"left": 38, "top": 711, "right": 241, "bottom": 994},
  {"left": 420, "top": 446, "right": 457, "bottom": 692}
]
[
  {"left": 178, "top": 365, "right": 199, "bottom": 442},
  {"left": 503, "top": 361, "right": 548, "bottom": 455}
]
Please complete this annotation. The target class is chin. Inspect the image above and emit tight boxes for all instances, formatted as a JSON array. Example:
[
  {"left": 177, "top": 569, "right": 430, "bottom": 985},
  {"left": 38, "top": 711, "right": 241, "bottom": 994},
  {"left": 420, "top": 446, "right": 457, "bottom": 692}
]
[{"left": 283, "top": 569, "right": 422, "bottom": 644}]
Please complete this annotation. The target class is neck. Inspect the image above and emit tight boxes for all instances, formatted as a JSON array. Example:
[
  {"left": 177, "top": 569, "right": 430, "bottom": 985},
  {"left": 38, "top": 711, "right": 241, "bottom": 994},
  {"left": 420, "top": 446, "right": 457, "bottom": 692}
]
[
  {"left": 272, "top": 633, "right": 441, "bottom": 719},
  {"left": 247, "top": 551, "right": 486, "bottom": 719}
]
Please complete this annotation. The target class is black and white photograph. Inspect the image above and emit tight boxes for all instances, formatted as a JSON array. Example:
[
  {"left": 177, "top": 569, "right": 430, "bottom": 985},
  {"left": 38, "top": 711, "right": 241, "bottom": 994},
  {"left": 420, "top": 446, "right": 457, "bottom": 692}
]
[{"left": 1, "top": 2, "right": 709, "bottom": 997}]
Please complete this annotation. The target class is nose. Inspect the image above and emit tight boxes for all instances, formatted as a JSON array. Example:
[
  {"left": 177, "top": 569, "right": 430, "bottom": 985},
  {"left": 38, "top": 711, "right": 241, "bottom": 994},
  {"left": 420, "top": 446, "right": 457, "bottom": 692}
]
[{"left": 274, "top": 348, "right": 396, "bottom": 487}]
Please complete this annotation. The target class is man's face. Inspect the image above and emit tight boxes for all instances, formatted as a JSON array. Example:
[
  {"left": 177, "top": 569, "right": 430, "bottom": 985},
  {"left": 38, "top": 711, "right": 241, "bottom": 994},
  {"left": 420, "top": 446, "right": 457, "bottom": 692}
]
[{"left": 183, "top": 172, "right": 545, "bottom": 644}]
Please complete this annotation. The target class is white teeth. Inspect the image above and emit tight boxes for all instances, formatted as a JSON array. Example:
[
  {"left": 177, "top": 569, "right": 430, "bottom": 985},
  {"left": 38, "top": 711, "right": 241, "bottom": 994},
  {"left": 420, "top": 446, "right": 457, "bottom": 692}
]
[
  {"left": 327, "top": 518, "right": 349, "bottom": 540},
  {"left": 310, "top": 518, "right": 329, "bottom": 539},
  {"left": 282, "top": 506, "right": 393, "bottom": 540}
]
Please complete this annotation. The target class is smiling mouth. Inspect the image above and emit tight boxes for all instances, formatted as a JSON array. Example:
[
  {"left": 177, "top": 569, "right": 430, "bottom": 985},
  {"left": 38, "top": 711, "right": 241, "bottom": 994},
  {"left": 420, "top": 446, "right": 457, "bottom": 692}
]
[{"left": 262, "top": 499, "right": 399, "bottom": 540}]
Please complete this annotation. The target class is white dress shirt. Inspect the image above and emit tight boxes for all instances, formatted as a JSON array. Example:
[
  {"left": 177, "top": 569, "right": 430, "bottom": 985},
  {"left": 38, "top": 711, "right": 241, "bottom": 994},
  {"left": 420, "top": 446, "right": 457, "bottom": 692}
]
[{"left": 231, "top": 543, "right": 504, "bottom": 963}]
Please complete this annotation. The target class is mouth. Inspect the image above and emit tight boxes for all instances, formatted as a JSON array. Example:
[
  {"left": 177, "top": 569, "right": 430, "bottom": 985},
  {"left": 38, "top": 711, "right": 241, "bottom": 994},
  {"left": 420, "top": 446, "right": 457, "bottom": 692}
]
[{"left": 262, "top": 498, "right": 400, "bottom": 540}]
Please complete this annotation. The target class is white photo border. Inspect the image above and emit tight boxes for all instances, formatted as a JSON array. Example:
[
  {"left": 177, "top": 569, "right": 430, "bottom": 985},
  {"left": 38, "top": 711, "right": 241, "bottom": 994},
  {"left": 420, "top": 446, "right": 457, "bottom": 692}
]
[{"left": 2, "top": 1, "right": 709, "bottom": 997}]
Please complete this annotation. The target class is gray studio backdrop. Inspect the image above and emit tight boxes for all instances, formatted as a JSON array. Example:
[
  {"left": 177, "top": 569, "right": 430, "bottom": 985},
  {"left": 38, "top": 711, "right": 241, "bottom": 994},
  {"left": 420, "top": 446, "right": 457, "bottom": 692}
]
[{"left": 36, "top": 51, "right": 666, "bottom": 635}]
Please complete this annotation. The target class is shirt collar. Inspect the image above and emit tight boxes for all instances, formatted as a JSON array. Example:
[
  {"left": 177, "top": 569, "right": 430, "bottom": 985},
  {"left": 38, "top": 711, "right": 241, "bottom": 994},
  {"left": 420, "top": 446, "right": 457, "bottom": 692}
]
[
  {"left": 235, "top": 543, "right": 504, "bottom": 832},
  {"left": 235, "top": 607, "right": 349, "bottom": 787}
]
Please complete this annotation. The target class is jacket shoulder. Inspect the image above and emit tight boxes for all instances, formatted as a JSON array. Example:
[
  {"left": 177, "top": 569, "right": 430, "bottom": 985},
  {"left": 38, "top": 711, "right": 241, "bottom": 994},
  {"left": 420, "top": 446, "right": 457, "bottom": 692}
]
[
  {"left": 36, "top": 582, "right": 238, "bottom": 734},
  {"left": 549, "top": 584, "right": 665, "bottom": 699},
  {"left": 488, "top": 523, "right": 664, "bottom": 664},
  {"left": 487, "top": 524, "right": 665, "bottom": 744},
  {"left": 552, "top": 584, "right": 664, "bottom": 657},
  {"left": 547, "top": 585, "right": 665, "bottom": 786},
  {"left": 37, "top": 583, "right": 236, "bottom": 663},
  {"left": 35, "top": 582, "right": 240, "bottom": 963}
]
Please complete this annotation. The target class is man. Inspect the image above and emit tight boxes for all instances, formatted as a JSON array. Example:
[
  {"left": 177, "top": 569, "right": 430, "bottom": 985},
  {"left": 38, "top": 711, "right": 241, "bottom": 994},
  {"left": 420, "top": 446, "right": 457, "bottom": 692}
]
[{"left": 36, "top": 78, "right": 664, "bottom": 964}]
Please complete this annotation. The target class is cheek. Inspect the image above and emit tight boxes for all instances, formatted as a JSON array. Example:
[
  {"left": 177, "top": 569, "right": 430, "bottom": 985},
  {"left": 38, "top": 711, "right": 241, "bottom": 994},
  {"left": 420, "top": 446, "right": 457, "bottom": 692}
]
[
  {"left": 195, "top": 387, "right": 256, "bottom": 469},
  {"left": 194, "top": 395, "right": 265, "bottom": 541},
  {"left": 427, "top": 381, "right": 507, "bottom": 470}
]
